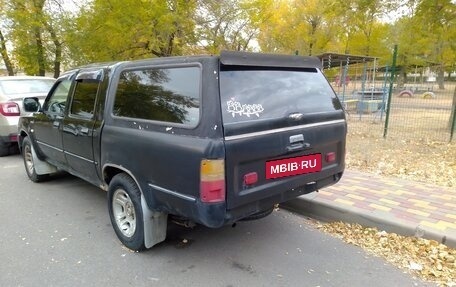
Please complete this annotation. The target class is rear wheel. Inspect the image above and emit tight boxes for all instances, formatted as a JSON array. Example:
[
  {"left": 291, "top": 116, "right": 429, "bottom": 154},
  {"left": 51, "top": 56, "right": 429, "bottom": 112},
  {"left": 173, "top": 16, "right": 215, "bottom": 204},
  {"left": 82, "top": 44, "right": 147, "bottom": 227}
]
[
  {"left": 22, "top": 137, "right": 49, "bottom": 182},
  {"left": 108, "top": 173, "right": 146, "bottom": 251}
]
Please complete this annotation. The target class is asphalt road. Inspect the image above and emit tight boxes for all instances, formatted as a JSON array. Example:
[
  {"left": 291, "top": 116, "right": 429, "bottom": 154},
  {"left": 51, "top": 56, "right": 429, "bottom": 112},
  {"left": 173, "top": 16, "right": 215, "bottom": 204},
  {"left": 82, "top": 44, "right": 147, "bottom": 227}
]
[{"left": 0, "top": 154, "right": 435, "bottom": 287}]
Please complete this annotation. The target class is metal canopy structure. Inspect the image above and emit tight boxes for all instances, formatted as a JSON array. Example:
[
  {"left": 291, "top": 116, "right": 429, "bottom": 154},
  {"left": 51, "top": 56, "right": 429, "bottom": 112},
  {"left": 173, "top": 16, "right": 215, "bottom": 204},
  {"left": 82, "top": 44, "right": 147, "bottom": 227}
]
[
  {"left": 315, "top": 52, "right": 381, "bottom": 94},
  {"left": 316, "top": 52, "right": 377, "bottom": 70},
  {"left": 315, "top": 52, "right": 381, "bottom": 97},
  {"left": 315, "top": 52, "right": 389, "bottom": 120}
]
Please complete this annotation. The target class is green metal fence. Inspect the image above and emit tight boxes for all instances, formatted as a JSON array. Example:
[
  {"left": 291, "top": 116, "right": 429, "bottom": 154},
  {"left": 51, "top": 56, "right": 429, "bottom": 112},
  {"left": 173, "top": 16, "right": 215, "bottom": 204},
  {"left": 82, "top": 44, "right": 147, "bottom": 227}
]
[
  {"left": 338, "top": 81, "right": 455, "bottom": 143},
  {"left": 321, "top": 48, "right": 456, "bottom": 143}
]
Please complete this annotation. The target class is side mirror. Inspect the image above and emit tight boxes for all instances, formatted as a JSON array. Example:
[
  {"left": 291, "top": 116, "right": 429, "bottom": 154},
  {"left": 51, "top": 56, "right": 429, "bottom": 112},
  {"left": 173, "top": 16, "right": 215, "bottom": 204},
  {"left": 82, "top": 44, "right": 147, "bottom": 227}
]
[{"left": 23, "top": 97, "right": 41, "bottom": 113}]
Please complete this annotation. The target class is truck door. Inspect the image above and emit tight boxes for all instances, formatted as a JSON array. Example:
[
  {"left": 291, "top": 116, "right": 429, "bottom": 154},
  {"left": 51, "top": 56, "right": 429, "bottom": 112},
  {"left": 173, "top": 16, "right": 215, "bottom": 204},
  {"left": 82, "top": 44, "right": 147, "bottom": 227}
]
[
  {"left": 32, "top": 78, "right": 73, "bottom": 166},
  {"left": 62, "top": 70, "right": 102, "bottom": 184}
]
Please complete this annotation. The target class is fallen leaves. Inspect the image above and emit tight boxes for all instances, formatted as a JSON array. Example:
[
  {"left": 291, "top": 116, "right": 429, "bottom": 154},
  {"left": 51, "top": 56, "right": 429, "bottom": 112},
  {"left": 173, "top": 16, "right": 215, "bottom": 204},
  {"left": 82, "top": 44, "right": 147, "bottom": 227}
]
[
  {"left": 319, "top": 222, "right": 456, "bottom": 286},
  {"left": 346, "top": 120, "right": 456, "bottom": 187},
  {"left": 323, "top": 116, "right": 456, "bottom": 285}
]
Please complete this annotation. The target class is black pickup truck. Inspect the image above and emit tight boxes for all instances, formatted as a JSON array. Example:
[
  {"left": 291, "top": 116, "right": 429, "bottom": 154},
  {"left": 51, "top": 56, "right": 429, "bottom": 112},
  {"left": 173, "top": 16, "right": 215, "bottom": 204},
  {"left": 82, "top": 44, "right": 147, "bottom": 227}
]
[{"left": 18, "top": 51, "right": 346, "bottom": 251}]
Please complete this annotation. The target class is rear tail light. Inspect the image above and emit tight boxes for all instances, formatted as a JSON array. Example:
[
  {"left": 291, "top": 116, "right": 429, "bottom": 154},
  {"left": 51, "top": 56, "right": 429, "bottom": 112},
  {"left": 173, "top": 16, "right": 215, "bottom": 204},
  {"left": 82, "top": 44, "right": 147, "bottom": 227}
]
[
  {"left": 0, "top": 102, "right": 20, "bottom": 116},
  {"left": 325, "top": 152, "right": 336, "bottom": 163},
  {"left": 200, "top": 159, "right": 225, "bottom": 203}
]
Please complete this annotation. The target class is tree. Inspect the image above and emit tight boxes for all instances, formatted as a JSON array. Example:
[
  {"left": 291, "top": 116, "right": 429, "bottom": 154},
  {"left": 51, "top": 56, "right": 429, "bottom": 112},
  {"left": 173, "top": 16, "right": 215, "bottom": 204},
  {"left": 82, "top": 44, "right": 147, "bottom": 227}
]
[
  {"left": 8, "top": 0, "right": 47, "bottom": 75},
  {"left": 257, "top": 0, "right": 339, "bottom": 55},
  {"left": 389, "top": 0, "right": 456, "bottom": 87},
  {"left": 0, "top": 0, "right": 454, "bottom": 81},
  {"left": 414, "top": 0, "right": 456, "bottom": 89},
  {"left": 193, "top": 0, "right": 270, "bottom": 54},
  {"left": 4, "top": 0, "right": 68, "bottom": 77},
  {"left": 66, "top": 0, "right": 197, "bottom": 65},
  {"left": 255, "top": 0, "right": 395, "bottom": 57},
  {"left": 329, "top": 0, "right": 398, "bottom": 60},
  {"left": 0, "top": 29, "right": 15, "bottom": 75},
  {"left": 0, "top": 0, "right": 15, "bottom": 75}
]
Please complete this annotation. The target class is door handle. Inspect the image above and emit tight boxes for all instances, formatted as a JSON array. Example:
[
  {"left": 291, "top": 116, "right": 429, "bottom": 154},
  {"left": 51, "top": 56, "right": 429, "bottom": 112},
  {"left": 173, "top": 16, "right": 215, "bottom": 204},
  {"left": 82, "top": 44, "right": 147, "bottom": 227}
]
[
  {"left": 286, "top": 142, "right": 311, "bottom": 152},
  {"left": 79, "top": 127, "right": 89, "bottom": 135}
]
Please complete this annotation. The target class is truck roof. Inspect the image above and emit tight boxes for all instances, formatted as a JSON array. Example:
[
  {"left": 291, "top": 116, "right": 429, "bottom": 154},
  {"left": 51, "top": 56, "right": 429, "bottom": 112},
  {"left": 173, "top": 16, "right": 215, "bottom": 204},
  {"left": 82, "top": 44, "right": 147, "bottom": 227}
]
[
  {"left": 65, "top": 51, "right": 322, "bottom": 74},
  {"left": 220, "top": 51, "right": 322, "bottom": 69}
]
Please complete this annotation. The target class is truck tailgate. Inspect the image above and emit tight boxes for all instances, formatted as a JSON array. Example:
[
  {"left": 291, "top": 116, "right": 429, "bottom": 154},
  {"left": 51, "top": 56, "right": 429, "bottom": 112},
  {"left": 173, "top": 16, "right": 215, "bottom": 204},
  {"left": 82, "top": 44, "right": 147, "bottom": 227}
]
[{"left": 219, "top": 59, "right": 346, "bottom": 210}]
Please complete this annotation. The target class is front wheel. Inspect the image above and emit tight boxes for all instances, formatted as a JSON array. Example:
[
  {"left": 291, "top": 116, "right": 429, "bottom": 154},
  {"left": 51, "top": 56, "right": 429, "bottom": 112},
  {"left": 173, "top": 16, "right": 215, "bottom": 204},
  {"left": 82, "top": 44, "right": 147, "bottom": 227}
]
[
  {"left": 108, "top": 173, "right": 146, "bottom": 251},
  {"left": 22, "top": 137, "right": 48, "bottom": 182}
]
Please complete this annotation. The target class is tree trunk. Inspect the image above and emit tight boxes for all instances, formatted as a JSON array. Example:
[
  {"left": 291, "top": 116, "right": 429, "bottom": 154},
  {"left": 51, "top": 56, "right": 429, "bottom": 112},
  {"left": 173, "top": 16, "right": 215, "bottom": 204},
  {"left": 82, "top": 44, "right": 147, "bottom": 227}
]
[
  {"left": 53, "top": 43, "right": 61, "bottom": 78},
  {"left": 396, "top": 68, "right": 406, "bottom": 88},
  {"left": 34, "top": 0, "right": 46, "bottom": 76},
  {"left": 44, "top": 22, "right": 61, "bottom": 78},
  {"left": 0, "top": 30, "right": 15, "bottom": 76},
  {"left": 34, "top": 27, "right": 46, "bottom": 76},
  {"left": 437, "top": 64, "right": 445, "bottom": 90},
  {"left": 450, "top": 85, "right": 456, "bottom": 131}
]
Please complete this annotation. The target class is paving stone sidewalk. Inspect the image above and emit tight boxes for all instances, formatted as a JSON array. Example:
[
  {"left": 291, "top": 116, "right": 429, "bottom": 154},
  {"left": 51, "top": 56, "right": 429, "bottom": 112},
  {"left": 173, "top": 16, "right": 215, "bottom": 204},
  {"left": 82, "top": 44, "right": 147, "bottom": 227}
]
[{"left": 281, "top": 169, "right": 456, "bottom": 248}]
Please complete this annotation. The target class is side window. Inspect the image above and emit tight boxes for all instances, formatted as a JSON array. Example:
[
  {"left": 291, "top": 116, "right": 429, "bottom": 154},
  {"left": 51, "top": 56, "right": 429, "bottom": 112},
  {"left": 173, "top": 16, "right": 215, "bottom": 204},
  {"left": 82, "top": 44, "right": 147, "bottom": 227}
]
[
  {"left": 70, "top": 80, "right": 99, "bottom": 118},
  {"left": 113, "top": 66, "right": 200, "bottom": 126},
  {"left": 44, "top": 80, "right": 71, "bottom": 115}
]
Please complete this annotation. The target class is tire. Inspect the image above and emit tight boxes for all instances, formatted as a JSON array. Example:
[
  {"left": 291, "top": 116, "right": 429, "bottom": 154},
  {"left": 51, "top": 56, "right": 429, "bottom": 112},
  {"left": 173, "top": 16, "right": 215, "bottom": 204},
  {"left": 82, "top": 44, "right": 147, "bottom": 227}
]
[
  {"left": 0, "top": 139, "right": 19, "bottom": 157},
  {"left": 422, "top": 91, "right": 435, "bottom": 99},
  {"left": 22, "top": 137, "right": 49, "bottom": 182},
  {"left": 108, "top": 173, "right": 146, "bottom": 251},
  {"left": 398, "top": 90, "right": 413, "bottom": 97}
]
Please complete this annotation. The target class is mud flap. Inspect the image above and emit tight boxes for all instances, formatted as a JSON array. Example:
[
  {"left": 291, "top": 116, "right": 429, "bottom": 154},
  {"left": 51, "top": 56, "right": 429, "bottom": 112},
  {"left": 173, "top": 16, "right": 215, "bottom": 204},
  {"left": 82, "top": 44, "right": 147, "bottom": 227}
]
[
  {"left": 141, "top": 194, "right": 168, "bottom": 248},
  {"left": 31, "top": 144, "right": 58, "bottom": 175}
]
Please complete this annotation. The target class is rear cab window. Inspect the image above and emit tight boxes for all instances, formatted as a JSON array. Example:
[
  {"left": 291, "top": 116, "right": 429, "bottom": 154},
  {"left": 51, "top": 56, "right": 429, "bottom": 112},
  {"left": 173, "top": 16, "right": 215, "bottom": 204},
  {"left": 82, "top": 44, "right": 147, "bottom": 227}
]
[{"left": 113, "top": 66, "right": 201, "bottom": 127}]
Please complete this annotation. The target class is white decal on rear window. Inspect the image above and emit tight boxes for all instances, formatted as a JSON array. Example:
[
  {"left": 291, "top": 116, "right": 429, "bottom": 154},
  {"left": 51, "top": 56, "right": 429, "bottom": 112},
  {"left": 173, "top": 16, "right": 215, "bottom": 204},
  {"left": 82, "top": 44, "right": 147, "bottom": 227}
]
[{"left": 226, "top": 99, "right": 264, "bottom": 118}]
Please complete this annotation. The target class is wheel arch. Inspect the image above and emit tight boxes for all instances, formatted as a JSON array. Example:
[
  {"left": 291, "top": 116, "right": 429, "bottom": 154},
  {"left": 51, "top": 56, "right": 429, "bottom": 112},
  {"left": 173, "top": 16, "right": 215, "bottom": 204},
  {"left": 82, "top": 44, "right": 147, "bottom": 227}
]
[
  {"left": 18, "top": 129, "right": 29, "bottom": 153},
  {"left": 22, "top": 135, "right": 57, "bottom": 179},
  {"left": 18, "top": 130, "right": 42, "bottom": 160},
  {"left": 103, "top": 163, "right": 168, "bottom": 249},
  {"left": 102, "top": 164, "right": 142, "bottom": 192}
]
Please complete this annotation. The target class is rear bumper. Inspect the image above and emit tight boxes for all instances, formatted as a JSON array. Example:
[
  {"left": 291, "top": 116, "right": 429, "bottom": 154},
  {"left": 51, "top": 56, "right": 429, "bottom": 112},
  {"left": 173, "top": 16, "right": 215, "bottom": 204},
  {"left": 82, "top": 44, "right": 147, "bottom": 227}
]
[
  {"left": 0, "top": 115, "right": 20, "bottom": 142},
  {"left": 0, "top": 135, "right": 18, "bottom": 145},
  {"left": 150, "top": 171, "right": 343, "bottom": 228},
  {"left": 225, "top": 171, "right": 343, "bottom": 224}
]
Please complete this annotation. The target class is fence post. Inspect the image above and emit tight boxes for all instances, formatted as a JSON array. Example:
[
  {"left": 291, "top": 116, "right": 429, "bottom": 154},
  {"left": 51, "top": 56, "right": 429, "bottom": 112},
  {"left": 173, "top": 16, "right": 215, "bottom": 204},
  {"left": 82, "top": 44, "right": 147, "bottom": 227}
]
[
  {"left": 450, "top": 85, "right": 456, "bottom": 142},
  {"left": 383, "top": 44, "right": 398, "bottom": 139}
]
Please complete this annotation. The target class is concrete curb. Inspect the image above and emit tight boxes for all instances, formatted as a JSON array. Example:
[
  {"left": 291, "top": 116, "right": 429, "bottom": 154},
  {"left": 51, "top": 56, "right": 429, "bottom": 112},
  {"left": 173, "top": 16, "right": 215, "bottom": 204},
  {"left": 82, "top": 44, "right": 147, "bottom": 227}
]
[{"left": 281, "top": 195, "right": 456, "bottom": 248}]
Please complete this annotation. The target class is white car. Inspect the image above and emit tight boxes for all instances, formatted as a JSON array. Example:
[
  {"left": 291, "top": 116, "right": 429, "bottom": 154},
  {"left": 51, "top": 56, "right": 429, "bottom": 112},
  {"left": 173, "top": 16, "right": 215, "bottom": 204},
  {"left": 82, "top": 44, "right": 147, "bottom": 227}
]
[{"left": 0, "top": 76, "right": 55, "bottom": 156}]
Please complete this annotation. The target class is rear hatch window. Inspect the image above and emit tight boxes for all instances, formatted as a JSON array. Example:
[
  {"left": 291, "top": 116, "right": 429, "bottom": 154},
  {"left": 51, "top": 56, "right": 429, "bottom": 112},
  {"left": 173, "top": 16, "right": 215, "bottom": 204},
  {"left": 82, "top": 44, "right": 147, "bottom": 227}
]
[{"left": 220, "top": 66, "right": 343, "bottom": 136}]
